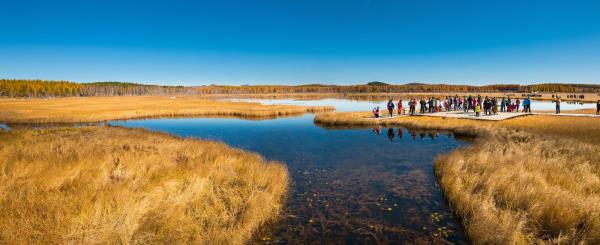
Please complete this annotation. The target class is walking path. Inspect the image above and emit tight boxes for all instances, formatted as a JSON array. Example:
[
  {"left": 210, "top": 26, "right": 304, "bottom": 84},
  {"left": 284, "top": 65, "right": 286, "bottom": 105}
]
[{"left": 370, "top": 111, "right": 600, "bottom": 121}]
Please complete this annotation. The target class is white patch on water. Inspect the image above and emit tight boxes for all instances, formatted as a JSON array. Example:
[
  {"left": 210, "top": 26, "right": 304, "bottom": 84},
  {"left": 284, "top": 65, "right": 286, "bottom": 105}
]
[{"left": 0, "top": 123, "right": 10, "bottom": 131}]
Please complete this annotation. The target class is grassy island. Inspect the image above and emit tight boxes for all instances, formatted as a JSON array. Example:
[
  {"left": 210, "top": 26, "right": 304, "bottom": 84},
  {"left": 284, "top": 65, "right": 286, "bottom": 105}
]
[
  {"left": 0, "top": 126, "right": 289, "bottom": 244},
  {"left": 0, "top": 96, "right": 333, "bottom": 123}
]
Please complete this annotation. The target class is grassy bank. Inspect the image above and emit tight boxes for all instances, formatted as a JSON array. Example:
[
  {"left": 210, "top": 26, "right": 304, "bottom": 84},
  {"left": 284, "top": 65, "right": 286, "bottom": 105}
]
[
  {"left": 314, "top": 112, "right": 600, "bottom": 244},
  {"left": 0, "top": 126, "right": 289, "bottom": 244},
  {"left": 0, "top": 96, "right": 333, "bottom": 123}
]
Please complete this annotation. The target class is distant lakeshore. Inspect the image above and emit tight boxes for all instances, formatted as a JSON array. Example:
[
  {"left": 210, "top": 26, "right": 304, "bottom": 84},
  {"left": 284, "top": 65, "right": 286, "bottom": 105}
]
[{"left": 2, "top": 79, "right": 600, "bottom": 99}]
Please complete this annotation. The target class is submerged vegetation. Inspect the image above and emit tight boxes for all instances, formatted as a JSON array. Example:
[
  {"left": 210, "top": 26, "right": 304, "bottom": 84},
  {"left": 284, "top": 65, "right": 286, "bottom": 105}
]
[
  {"left": 315, "top": 112, "right": 600, "bottom": 244},
  {"left": 0, "top": 126, "right": 289, "bottom": 244},
  {"left": 0, "top": 96, "right": 333, "bottom": 123}
]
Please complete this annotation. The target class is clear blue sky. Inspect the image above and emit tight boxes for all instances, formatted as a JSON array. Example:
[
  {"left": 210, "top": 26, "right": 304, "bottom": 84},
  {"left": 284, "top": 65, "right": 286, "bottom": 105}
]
[{"left": 1, "top": 0, "right": 600, "bottom": 85}]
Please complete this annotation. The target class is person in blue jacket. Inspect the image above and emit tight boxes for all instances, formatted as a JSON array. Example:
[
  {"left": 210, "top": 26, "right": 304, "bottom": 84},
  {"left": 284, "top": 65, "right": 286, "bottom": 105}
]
[{"left": 523, "top": 96, "right": 531, "bottom": 113}]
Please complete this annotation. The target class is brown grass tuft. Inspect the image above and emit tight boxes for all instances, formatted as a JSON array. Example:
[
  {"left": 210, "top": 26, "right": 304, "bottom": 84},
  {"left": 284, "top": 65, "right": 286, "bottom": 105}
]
[{"left": 0, "top": 126, "right": 289, "bottom": 244}]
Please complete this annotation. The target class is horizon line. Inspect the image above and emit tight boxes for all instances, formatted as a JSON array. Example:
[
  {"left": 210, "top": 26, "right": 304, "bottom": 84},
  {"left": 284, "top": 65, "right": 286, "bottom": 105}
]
[{"left": 2, "top": 77, "right": 599, "bottom": 87}]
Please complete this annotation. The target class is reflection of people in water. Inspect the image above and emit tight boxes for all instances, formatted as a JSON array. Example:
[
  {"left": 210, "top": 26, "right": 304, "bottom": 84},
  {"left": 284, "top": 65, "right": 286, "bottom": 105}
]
[
  {"left": 406, "top": 128, "right": 417, "bottom": 140},
  {"left": 427, "top": 133, "right": 434, "bottom": 140},
  {"left": 387, "top": 128, "right": 394, "bottom": 141},
  {"left": 373, "top": 125, "right": 381, "bottom": 135},
  {"left": 397, "top": 127, "right": 403, "bottom": 139}
]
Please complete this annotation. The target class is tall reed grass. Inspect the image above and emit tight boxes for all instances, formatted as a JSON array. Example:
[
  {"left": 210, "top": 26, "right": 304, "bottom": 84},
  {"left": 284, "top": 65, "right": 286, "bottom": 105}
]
[
  {"left": 314, "top": 112, "right": 600, "bottom": 244},
  {"left": 0, "top": 126, "right": 289, "bottom": 244}
]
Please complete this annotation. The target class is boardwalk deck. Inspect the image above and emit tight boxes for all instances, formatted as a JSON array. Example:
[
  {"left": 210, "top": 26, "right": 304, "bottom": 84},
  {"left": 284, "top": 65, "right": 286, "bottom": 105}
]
[{"left": 369, "top": 111, "right": 600, "bottom": 121}]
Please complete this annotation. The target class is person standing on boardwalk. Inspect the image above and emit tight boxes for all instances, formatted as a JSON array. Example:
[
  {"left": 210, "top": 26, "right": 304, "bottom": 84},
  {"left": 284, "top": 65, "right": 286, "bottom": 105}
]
[
  {"left": 483, "top": 97, "right": 490, "bottom": 115},
  {"left": 523, "top": 96, "right": 531, "bottom": 113},
  {"left": 597, "top": 100, "right": 600, "bottom": 115},
  {"left": 554, "top": 96, "right": 561, "bottom": 114},
  {"left": 409, "top": 98, "right": 416, "bottom": 115},
  {"left": 413, "top": 98, "right": 418, "bottom": 115},
  {"left": 467, "top": 95, "right": 473, "bottom": 112},
  {"left": 454, "top": 95, "right": 459, "bottom": 111},
  {"left": 420, "top": 98, "right": 427, "bottom": 114},
  {"left": 515, "top": 98, "right": 521, "bottom": 112},
  {"left": 428, "top": 97, "right": 435, "bottom": 113},
  {"left": 500, "top": 97, "right": 506, "bottom": 112},
  {"left": 387, "top": 99, "right": 395, "bottom": 117},
  {"left": 492, "top": 97, "right": 498, "bottom": 115},
  {"left": 475, "top": 104, "right": 481, "bottom": 117},
  {"left": 397, "top": 99, "right": 403, "bottom": 115}
]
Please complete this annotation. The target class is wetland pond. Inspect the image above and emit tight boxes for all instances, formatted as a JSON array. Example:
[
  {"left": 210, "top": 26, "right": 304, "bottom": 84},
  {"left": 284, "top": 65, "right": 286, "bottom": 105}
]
[{"left": 111, "top": 114, "right": 471, "bottom": 244}]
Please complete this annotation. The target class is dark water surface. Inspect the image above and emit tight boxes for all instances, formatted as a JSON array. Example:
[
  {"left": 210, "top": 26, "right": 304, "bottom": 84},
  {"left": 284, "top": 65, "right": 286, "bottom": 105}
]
[{"left": 111, "top": 115, "right": 469, "bottom": 244}]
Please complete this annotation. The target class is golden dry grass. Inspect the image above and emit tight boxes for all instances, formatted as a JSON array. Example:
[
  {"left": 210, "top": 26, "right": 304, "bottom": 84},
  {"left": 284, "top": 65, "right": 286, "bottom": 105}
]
[
  {"left": 315, "top": 112, "right": 600, "bottom": 244},
  {"left": 435, "top": 129, "right": 600, "bottom": 244},
  {"left": 0, "top": 126, "right": 289, "bottom": 244},
  {"left": 0, "top": 96, "right": 333, "bottom": 123}
]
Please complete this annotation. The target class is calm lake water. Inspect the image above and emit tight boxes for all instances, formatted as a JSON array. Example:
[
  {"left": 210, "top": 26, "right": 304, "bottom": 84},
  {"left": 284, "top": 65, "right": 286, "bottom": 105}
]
[
  {"left": 111, "top": 115, "right": 469, "bottom": 244},
  {"left": 224, "top": 98, "right": 595, "bottom": 112}
]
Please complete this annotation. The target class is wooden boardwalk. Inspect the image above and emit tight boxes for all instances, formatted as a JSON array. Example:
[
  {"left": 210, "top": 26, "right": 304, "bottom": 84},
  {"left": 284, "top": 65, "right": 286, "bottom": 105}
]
[{"left": 370, "top": 111, "right": 600, "bottom": 121}]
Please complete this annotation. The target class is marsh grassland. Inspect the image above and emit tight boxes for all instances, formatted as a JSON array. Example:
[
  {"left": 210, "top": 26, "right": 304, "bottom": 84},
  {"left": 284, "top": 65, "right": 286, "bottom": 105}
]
[
  {"left": 0, "top": 96, "right": 333, "bottom": 123},
  {"left": 0, "top": 126, "right": 288, "bottom": 244},
  {"left": 315, "top": 112, "right": 600, "bottom": 244}
]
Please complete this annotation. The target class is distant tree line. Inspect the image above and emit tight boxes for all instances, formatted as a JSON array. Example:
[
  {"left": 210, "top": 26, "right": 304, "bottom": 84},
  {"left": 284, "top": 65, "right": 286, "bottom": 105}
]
[
  {"left": 195, "top": 83, "right": 600, "bottom": 94},
  {"left": 1, "top": 79, "right": 599, "bottom": 98},
  {"left": 0, "top": 80, "right": 198, "bottom": 97}
]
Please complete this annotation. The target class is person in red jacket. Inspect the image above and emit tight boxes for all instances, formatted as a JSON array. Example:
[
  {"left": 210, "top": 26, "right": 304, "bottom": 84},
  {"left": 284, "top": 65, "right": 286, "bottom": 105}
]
[{"left": 397, "top": 99, "right": 403, "bottom": 115}]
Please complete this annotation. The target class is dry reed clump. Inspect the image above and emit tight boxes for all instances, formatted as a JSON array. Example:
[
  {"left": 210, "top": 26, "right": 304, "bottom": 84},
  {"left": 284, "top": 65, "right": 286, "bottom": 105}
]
[
  {"left": 435, "top": 129, "right": 600, "bottom": 244},
  {"left": 0, "top": 96, "right": 333, "bottom": 123},
  {"left": 0, "top": 126, "right": 289, "bottom": 244},
  {"left": 314, "top": 111, "right": 600, "bottom": 244}
]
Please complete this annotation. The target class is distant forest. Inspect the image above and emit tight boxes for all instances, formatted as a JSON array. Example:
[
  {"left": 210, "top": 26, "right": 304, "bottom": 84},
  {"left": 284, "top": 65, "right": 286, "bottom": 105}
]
[{"left": 1, "top": 79, "right": 600, "bottom": 97}]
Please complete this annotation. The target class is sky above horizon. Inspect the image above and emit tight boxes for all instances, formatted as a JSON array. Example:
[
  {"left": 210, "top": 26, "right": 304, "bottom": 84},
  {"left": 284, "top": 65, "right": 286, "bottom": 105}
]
[{"left": 1, "top": 0, "right": 600, "bottom": 85}]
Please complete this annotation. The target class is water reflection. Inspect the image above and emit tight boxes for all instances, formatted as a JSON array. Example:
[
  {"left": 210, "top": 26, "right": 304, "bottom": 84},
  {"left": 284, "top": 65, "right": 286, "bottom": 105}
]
[
  {"left": 255, "top": 126, "right": 467, "bottom": 244},
  {"left": 387, "top": 128, "right": 394, "bottom": 142},
  {"left": 373, "top": 125, "right": 381, "bottom": 135},
  {"left": 110, "top": 116, "right": 468, "bottom": 244}
]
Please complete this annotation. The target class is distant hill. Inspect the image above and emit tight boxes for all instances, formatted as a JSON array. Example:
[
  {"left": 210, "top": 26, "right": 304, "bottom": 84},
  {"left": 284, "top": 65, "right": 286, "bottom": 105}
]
[{"left": 366, "top": 81, "right": 389, "bottom": 86}]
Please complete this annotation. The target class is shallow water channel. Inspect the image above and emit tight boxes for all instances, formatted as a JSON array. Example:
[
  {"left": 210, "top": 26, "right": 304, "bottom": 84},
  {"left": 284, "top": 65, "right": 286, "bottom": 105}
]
[{"left": 111, "top": 114, "right": 470, "bottom": 244}]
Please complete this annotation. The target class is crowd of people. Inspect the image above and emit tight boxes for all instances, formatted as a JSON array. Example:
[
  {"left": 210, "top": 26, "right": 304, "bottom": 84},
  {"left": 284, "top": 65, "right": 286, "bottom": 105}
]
[{"left": 372, "top": 95, "right": 533, "bottom": 118}]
